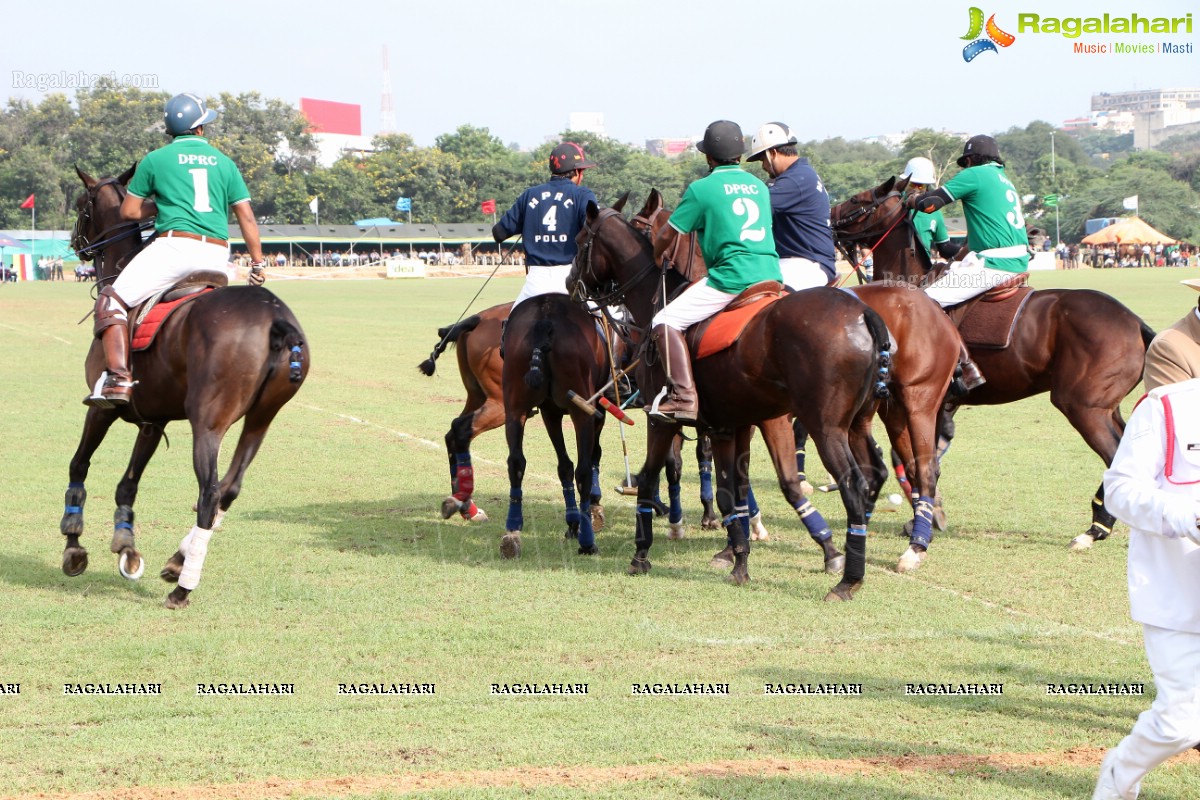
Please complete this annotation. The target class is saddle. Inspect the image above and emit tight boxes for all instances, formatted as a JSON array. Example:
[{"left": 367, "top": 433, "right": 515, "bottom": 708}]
[
  {"left": 130, "top": 269, "right": 228, "bottom": 351},
  {"left": 687, "top": 281, "right": 784, "bottom": 360},
  {"left": 948, "top": 274, "right": 1033, "bottom": 350}
]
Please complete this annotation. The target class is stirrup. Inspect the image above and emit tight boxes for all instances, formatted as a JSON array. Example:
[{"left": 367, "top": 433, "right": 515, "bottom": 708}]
[
  {"left": 647, "top": 386, "right": 697, "bottom": 423},
  {"left": 83, "top": 372, "right": 136, "bottom": 408}
]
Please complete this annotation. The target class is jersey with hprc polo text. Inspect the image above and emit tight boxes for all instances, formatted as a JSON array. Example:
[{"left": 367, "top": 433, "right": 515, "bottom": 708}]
[
  {"left": 495, "top": 176, "right": 597, "bottom": 266},
  {"left": 668, "top": 165, "right": 781, "bottom": 294},
  {"left": 127, "top": 135, "right": 251, "bottom": 242},
  {"left": 943, "top": 162, "right": 1029, "bottom": 273}
]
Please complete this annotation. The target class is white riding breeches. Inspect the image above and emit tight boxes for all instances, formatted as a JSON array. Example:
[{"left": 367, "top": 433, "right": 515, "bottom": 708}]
[
  {"left": 512, "top": 264, "right": 572, "bottom": 309},
  {"left": 780, "top": 257, "right": 830, "bottom": 291},
  {"left": 924, "top": 251, "right": 1022, "bottom": 308},
  {"left": 651, "top": 278, "right": 736, "bottom": 330},
  {"left": 110, "top": 237, "right": 232, "bottom": 313}
]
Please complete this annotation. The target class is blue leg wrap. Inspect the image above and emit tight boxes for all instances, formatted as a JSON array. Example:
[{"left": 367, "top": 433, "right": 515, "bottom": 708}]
[
  {"left": 795, "top": 499, "right": 833, "bottom": 543},
  {"left": 698, "top": 459, "right": 714, "bottom": 502},
  {"left": 668, "top": 481, "right": 682, "bottom": 525},
  {"left": 577, "top": 500, "right": 595, "bottom": 550},
  {"left": 747, "top": 486, "right": 759, "bottom": 518},
  {"left": 848, "top": 523, "right": 869, "bottom": 538},
  {"left": 505, "top": 488, "right": 523, "bottom": 532},
  {"left": 910, "top": 495, "right": 935, "bottom": 549},
  {"left": 590, "top": 464, "right": 602, "bottom": 501},
  {"left": 562, "top": 484, "right": 581, "bottom": 526}
]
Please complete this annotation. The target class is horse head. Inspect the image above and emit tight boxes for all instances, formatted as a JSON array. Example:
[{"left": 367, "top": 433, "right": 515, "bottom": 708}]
[
  {"left": 569, "top": 201, "right": 657, "bottom": 312},
  {"left": 71, "top": 163, "right": 141, "bottom": 281},
  {"left": 831, "top": 175, "right": 929, "bottom": 282}
]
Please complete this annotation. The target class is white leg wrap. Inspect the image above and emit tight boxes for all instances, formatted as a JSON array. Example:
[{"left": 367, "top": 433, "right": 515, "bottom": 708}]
[{"left": 178, "top": 526, "right": 213, "bottom": 591}]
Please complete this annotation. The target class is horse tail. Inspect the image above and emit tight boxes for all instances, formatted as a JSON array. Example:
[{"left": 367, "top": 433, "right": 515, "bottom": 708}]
[
  {"left": 524, "top": 318, "right": 554, "bottom": 390},
  {"left": 1139, "top": 319, "right": 1157, "bottom": 352},
  {"left": 269, "top": 318, "right": 307, "bottom": 384},
  {"left": 862, "top": 305, "right": 892, "bottom": 400},
  {"left": 418, "top": 314, "right": 483, "bottom": 376}
]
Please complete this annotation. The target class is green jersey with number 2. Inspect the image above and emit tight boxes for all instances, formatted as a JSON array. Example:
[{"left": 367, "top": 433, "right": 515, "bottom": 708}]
[
  {"left": 127, "top": 135, "right": 251, "bottom": 241},
  {"left": 668, "top": 164, "right": 781, "bottom": 294},
  {"left": 943, "top": 162, "right": 1029, "bottom": 273}
]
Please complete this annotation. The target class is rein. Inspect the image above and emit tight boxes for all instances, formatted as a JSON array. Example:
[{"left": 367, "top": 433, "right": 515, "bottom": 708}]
[
  {"left": 832, "top": 189, "right": 908, "bottom": 284},
  {"left": 573, "top": 208, "right": 659, "bottom": 310},
  {"left": 72, "top": 178, "right": 151, "bottom": 287}
]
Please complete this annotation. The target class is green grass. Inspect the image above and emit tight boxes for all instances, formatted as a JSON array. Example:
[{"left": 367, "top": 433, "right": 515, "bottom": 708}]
[{"left": 2, "top": 267, "right": 1200, "bottom": 799}]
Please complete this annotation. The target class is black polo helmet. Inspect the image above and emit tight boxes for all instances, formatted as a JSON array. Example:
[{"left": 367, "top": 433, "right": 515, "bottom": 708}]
[
  {"left": 549, "top": 142, "right": 597, "bottom": 174},
  {"left": 957, "top": 134, "right": 1003, "bottom": 167},
  {"left": 696, "top": 120, "right": 745, "bottom": 161}
]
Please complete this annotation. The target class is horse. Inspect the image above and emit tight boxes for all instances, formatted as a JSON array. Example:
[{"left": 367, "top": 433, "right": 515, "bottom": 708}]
[
  {"left": 498, "top": 293, "right": 611, "bottom": 558},
  {"left": 570, "top": 203, "right": 893, "bottom": 600},
  {"left": 64, "top": 166, "right": 309, "bottom": 608},
  {"left": 632, "top": 188, "right": 961, "bottom": 572},
  {"left": 831, "top": 176, "right": 1155, "bottom": 549}
]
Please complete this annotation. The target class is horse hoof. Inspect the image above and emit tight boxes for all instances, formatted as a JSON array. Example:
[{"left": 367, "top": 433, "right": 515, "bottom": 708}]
[
  {"left": 824, "top": 554, "right": 846, "bottom": 575},
  {"left": 800, "top": 479, "right": 814, "bottom": 498},
  {"left": 118, "top": 548, "right": 145, "bottom": 581},
  {"left": 590, "top": 504, "right": 605, "bottom": 532},
  {"left": 932, "top": 503, "right": 947, "bottom": 532},
  {"left": 160, "top": 551, "right": 184, "bottom": 583},
  {"left": 749, "top": 513, "right": 769, "bottom": 542},
  {"left": 901, "top": 520, "right": 914, "bottom": 538},
  {"left": 897, "top": 547, "right": 926, "bottom": 573},
  {"left": 500, "top": 533, "right": 521, "bottom": 560},
  {"left": 710, "top": 547, "right": 734, "bottom": 569},
  {"left": 701, "top": 515, "right": 721, "bottom": 531},
  {"left": 462, "top": 505, "right": 489, "bottom": 523},
  {"left": 164, "top": 588, "right": 190, "bottom": 610},
  {"left": 627, "top": 557, "right": 651, "bottom": 576},
  {"left": 62, "top": 546, "right": 89, "bottom": 577},
  {"left": 577, "top": 545, "right": 598, "bottom": 556},
  {"left": 824, "top": 581, "right": 862, "bottom": 602},
  {"left": 667, "top": 521, "right": 686, "bottom": 540},
  {"left": 727, "top": 567, "right": 750, "bottom": 586},
  {"left": 440, "top": 497, "right": 461, "bottom": 520},
  {"left": 1069, "top": 534, "right": 1094, "bottom": 552}
]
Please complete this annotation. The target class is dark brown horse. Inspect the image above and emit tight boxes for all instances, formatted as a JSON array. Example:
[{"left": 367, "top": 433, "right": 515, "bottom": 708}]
[
  {"left": 831, "top": 176, "right": 1155, "bottom": 549},
  {"left": 570, "top": 203, "right": 893, "bottom": 600},
  {"left": 64, "top": 167, "right": 309, "bottom": 608},
  {"left": 498, "top": 294, "right": 610, "bottom": 558},
  {"left": 633, "top": 188, "right": 961, "bottom": 572}
]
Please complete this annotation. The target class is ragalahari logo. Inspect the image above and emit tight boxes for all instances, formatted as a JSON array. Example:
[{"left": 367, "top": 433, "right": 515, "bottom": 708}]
[{"left": 961, "top": 7, "right": 1016, "bottom": 61}]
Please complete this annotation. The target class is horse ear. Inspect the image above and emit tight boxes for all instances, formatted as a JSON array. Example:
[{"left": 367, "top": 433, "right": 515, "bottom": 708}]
[
  {"left": 118, "top": 163, "right": 138, "bottom": 185},
  {"left": 75, "top": 165, "right": 96, "bottom": 187},
  {"left": 881, "top": 175, "right": 897, "bottom": 195},
  {"left": 612, "top": 191, "right": 629, "bottom": 213},
  {"left": 895, "top": 175, "right": 910, "bottom": 194},
  {"left": 586, "top": 200, "right": 599, "bottom": 221},
  {"left": 650, "top": 188, "right": 663, "bottom": 210}
]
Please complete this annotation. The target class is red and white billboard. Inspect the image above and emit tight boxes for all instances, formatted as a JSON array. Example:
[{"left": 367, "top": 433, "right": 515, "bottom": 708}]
[{"left": 300, "top": 98, "right": 362, "bottom": 136}]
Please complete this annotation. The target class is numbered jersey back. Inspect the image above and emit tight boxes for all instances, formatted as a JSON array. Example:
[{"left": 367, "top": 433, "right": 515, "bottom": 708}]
[
  {"left": 502, "top": 177, "right": 596, "bottom": 266},
  {"left": 127, "top": 135, "right": 251, "bottom": 242}
]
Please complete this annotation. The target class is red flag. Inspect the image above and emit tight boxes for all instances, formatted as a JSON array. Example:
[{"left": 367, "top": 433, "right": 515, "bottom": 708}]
[
  {"left": 19, "top": 194, "right": 34, "bottom": 210},
  {"left": 481, "top": 199, "right": 496, "bottom": 215}
]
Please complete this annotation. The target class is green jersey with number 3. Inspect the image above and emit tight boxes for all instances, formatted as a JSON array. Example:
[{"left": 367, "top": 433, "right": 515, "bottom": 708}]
[
  {"left": 127, "top": 135, "right": 251, "bottom": 241},
  {"left": 943, "top": 162, "right": 1029, "bottom": 273},
  {"left": 668, "top": 165, "right": 781, "bottom": 294}
]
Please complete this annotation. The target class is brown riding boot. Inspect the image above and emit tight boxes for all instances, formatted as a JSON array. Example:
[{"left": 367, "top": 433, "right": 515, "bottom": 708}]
[
  {"left": 86, "top": 321, "right": 134, "bottom": 407},
  {"left": 648, "top": 325, "right": 698, "bottom": 423},
  {"left": 953, "top": 340, "right": 985, "bottom": 394}
]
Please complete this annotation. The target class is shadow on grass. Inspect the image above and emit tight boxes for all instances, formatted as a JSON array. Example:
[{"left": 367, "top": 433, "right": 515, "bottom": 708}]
[{"left": 0, "top": 550, "right": 160, "bottom": 601}]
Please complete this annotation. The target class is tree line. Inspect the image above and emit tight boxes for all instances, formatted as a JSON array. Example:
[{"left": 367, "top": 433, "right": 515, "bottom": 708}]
[{"left": 2, "top": 80, "right": 1198, "bottom": 243}]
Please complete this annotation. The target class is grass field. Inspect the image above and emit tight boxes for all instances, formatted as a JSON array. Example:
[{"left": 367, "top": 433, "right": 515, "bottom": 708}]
[{"left": 2, "top": 267, "right": 1200, "bottom": 799}]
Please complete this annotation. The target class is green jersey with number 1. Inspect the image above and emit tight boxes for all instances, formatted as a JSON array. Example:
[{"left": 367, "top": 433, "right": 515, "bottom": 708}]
[
  {"left": 668, "top": 164, "right": 781, "bottom": 294},
  {"left": 943, "top": 162, "right": 1029, "bottom": 273},
  {"left": 127, "top": 135, "right": 251, "bottom": 241}
]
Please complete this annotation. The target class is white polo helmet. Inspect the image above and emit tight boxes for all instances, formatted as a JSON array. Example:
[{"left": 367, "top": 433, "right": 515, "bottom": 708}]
[
  {"left": 901, "top": 156, "right": 937, "bottom": 186},
  {"left": 746, "top": 122, "right": 798, "bottom": 162}
]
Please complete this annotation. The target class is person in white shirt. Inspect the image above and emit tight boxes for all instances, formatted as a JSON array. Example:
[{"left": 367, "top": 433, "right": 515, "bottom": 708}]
[{"left": 1094, "top": 373, "right": 1200, "bottom": 799}]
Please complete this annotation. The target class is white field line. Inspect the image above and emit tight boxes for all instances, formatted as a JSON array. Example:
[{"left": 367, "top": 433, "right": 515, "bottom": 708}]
[{"left": 0, "top": 320, "right": 73, "bottom": 345}]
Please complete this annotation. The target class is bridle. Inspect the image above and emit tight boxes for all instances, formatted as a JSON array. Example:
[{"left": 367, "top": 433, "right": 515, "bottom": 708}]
[
  {"left": 71, "top": 178, "right": 153, "bottom": 285},
  {"left": 830, "top": 187, "right": 910, "bottom": 281},
  {"left": 571, "top": 207, "right": 659, "bottom": 309},
  {"left": 630, "top": 205, "right": 700, "bottom": 284}
]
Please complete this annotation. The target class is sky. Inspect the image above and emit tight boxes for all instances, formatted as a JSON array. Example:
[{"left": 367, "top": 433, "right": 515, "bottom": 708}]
[{"left": 4, "top": 0, "right": 1197, "bottom": 149}]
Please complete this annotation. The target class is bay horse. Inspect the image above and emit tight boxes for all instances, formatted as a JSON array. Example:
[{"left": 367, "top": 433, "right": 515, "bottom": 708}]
[
  {"left": 570, "top": 203, "right": 893, "bottom": 600},
  {"left": 632, "top": 189, "right": 961, "bottom": 572},
  {"left": 64, "top": 166, "right": 309, "bottom": 608},
  {"left": 831, "top": 176, "right": 1155, "bottom": 549},
  {"left": 499, "top": 293, "right": 610, "bottom": 558}
]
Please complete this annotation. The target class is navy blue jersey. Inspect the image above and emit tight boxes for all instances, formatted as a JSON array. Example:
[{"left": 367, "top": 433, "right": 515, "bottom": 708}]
[
  {"left": 495, "top": 176, "right": 597, "bottom": 266},
  {"left": 770, "top": 158, "right": 835, "bottom": 279}
]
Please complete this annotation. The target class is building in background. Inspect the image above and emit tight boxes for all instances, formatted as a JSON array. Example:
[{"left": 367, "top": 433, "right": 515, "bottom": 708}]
[
  {"left": 645, "top": 138, "right": 693, "bottom": 158},
  {"left": 300, "top": 98, "right": 373, "bottom": 166},
  {"left": 1090, "top": 88, "right": 1200, "bottom": 149},
  {"left": 567, "top": 112, "right": 605, "bottom": 136}
]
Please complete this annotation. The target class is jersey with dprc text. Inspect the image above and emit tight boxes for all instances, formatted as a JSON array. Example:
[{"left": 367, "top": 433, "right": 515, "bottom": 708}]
[
  {"left": 495, "top": 176, "right": 597, "bottom": 266},
  {"left": 943, "top": 162, "right": 1029, "bottom": 273},
  {"left": 668, "top": 164, "right": 781, "bottom": 294},
  {"left": 126, "top": 135, "right": 251, "bottom": 242}
]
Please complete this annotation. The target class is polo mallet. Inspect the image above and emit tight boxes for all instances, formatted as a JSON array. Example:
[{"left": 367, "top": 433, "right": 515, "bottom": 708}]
[{"left": 567, "top": 358, "right": 640, "bottom": 424}]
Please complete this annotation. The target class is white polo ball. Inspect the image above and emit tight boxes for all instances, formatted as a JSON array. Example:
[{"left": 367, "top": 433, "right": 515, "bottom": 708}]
[{"left": 887, "top": 493, "right": 904, "bottom": 506}]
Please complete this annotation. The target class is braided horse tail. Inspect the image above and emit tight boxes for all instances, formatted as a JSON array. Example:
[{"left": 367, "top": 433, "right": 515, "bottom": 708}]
[{"left": 524, "top": 318, "right": 554, "bottom": 390}]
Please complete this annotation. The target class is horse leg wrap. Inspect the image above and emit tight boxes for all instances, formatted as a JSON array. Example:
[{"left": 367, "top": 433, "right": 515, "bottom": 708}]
[
  {"left": 452, "top": 454, "right": 475, "bottom": 503},
  {"left": 667, "top": 481, "right": 682, "bottom": 525},
  {"left": 110, "top": 505, "right": 135, "bottom": 553},
  {"left": 795, "top": 500, "right": 833, "bottom": 543},
  {"left": 61, "top": 483, "right": 87, "bottom": 537},
  {"left": 698, "top": 459, "right": 714, "bottom": 502},
  {"left": 590, "top": 464, "right": 602, "bottom": 504},
  {"left": 178, "top": 526, "right": 213, "bottom": 591},
  {"left": 563, "top": 484, "right": 581, "bottom": 526},
  {"left": 505, "top": 489, "right": 523, "bottom": 533},
  {"left": 577, "top": 500, "right": 596, "bottom": 551},
  {"left": 910, "top": 496, "right": 935, "bottom": 550}
]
